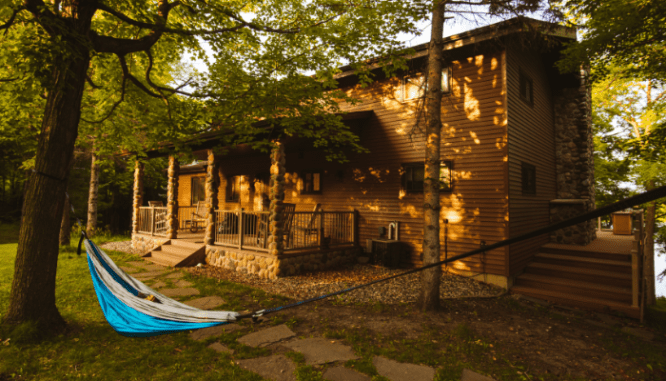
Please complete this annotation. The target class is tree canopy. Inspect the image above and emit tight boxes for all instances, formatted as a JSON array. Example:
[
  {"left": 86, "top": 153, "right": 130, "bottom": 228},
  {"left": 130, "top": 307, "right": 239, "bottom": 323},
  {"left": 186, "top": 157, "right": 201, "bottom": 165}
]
[{"left": 557, "top": 0, "right": 666, "bottom": 84}]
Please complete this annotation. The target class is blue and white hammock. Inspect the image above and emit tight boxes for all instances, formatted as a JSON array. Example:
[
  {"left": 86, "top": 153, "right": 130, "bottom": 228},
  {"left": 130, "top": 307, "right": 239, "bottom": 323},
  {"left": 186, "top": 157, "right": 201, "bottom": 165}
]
[{"left": 84, "top": 239, "right": 238, "bottom": 337}]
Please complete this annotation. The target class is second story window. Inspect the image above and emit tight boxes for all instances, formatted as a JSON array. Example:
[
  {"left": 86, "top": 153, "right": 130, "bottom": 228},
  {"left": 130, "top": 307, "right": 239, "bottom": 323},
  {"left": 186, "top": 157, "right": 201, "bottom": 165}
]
[
  {"left": 519, "top": 70, "right": 533, "bottom": 106},
  {"left": 398, "top": 67, "right": 452, "bottom": 102}
]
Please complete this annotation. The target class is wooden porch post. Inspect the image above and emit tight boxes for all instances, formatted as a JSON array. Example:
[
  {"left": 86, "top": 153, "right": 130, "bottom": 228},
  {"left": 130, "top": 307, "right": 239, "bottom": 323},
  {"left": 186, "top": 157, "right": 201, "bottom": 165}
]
[
  {"left": 204, "top": 150, "right": 219, "bottom": 245},
  {"left": 166, "top": 156, "right": 179, "bottom": 239},
  {"left": 268, "top": 142, "right": 286, "bottom": 256},
  {"left": 131, "top": 161, "right": 144, "bottom": 234}
]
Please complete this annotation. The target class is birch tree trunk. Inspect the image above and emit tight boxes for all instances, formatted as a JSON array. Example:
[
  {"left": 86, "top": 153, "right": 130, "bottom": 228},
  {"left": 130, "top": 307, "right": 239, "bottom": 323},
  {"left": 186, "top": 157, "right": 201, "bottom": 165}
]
[
  {"left": 418, "top": 0, "right": 446, "bottom": 311},
  {"left": 86, "top": 151, "right": 100, "bottom": 236},
  {"left": 644, "top": 180, "right": 656, "bottom": 306}
]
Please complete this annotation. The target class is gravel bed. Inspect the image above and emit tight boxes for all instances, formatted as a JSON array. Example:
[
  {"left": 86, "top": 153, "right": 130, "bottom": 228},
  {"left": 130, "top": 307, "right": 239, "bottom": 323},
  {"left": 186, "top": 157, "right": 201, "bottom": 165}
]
[
  {"left": 100, "top": 241, "right": 504, "bottom": 304},
  {"left": 99, "top": 240, "right": 138, "bottom": 254}
]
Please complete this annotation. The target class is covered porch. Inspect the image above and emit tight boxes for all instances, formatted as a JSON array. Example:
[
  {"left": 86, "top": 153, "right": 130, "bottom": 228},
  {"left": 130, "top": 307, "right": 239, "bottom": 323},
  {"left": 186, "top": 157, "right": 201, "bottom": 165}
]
[{"left": 130, "top": 139, "right": 361, "bottom": 278}]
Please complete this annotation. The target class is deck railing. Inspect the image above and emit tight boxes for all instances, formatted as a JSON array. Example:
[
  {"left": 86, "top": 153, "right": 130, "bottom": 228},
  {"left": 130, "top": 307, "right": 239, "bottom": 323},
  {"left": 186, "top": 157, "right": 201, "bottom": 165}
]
[
  {"left": 213, "top": 209, "right": 356, "bottom": 252},
  {"left": 137, "top": 206, "right": 168, "bottom": 237}
]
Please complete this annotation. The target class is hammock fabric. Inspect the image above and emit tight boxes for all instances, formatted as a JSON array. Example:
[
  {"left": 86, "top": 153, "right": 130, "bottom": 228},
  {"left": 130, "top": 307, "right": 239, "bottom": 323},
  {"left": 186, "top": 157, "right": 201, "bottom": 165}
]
[{"left": 84, "top": 239, "right": 238, "bottom": 337}]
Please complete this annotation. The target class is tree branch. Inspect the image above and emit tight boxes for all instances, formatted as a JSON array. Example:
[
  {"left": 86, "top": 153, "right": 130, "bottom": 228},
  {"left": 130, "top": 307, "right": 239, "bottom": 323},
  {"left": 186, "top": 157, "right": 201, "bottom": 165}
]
[
  {"left": 117, "top": 53, "right": 162, "bottom": 98},
  {"left": 80, "top": 76, "right": 127, "bottom": 124},
  {"left": 85, "top": 74, "right": 102, "bottom": 89},
  {"left": 0, "top": 6, "right": 22, "bottom": 31}
]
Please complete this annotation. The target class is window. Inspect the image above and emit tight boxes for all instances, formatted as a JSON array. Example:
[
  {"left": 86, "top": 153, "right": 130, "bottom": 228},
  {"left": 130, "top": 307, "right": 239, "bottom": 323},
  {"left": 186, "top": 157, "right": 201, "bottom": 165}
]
[
  {"left": 519, "top": 70, "right": 533, "bottom": 106},
  {"left": 398, "top": 67, "right": 452, "bottom": 102},
  {"left": 521, "top": 162, "right": 536, "bottom": 195},
  {"left": 226, "top": 175, "right": 241, "bottom": 202},
  {"left": 439, "top": 161, "right": 453, "bottom": 192},
  {"left": 191, "top": 177, "right": 206, "bottom": 205},
  {"left": 301, "top": 172, "right": 322, "bottom": 194},
  {"left": 402, "top": 161, "right": 453, "bottom": 193}
]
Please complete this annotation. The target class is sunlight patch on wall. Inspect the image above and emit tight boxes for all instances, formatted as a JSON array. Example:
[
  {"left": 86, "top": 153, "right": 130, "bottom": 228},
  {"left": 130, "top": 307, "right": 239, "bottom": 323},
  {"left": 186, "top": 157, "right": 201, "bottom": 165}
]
[
  {"left": 469, "top": 131, "right": 480, "bottom": 144},
  {"left": 463, "top": 82, "right": 480, "bottom": 121},
  {"left": 353, "top": 168, "right": 366, "bottom": 183},
  {"left": 491, "top": 57, "right": 498, "bottom": 70},
  {"left": 400, "top": 203, "right": 421, "bottom": 218}
]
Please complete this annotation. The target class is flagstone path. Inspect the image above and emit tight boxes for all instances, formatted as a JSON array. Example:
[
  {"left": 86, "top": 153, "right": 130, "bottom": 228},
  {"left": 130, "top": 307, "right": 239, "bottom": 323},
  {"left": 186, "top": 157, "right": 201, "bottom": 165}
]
[{"left": 120, "top": 257, "right": 498, "bottom": 381}]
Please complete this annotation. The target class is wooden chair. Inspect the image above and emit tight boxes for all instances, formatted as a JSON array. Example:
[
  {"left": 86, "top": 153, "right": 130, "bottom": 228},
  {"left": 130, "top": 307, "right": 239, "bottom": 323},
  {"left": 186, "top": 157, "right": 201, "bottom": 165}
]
[
  {"left": 186, "top": 201, "right": 207, "bottom": 233},
  {"left": 148, "top": 201, "right": 164, "bottom": 207},
  {"left": 295, "top": 203, "right": 322, "bottom": 246}
]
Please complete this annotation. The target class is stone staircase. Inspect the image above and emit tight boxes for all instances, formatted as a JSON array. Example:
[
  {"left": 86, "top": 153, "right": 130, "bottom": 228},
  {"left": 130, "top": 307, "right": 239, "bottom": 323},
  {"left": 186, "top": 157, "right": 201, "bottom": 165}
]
[
  {"left": 511, "top": 244, "right": 639, "bottom": 318},
  {"left": 143, "top": 239, "right": 206, "bottom": 268}
]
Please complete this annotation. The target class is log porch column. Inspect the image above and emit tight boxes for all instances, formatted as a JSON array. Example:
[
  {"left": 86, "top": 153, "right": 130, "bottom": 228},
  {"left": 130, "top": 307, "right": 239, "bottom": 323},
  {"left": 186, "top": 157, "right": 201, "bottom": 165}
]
[
  {"left": 166, "top": 156, "right": 179, "bottom": 239},
  {"left": 131, "top": 161, "right": 144, "bottom": 234},
  {"left": 204, "top": 150, "right": 219, "bottom": 245},
  {"left": 268, "top": 142, "right": 286, "bottom": 256}
]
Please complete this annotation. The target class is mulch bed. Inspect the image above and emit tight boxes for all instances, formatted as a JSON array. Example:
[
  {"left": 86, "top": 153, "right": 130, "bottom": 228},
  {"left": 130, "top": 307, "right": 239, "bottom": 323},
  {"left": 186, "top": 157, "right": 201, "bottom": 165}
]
[{"left": 100, "top": 240, "right": 504, "bottom": 304}]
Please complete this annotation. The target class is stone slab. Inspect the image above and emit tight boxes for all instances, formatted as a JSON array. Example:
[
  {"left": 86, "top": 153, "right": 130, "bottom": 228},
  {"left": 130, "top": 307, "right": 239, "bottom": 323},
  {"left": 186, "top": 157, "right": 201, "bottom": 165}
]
[
  {"left": 207, "top": 342, "right": 234, "bottom": 354},
  {"left": 120, "top": 266, "right": 142, "bottom": 273},
  {"left": 621, "top": 326, "right": 654, "bottom": 341},
  {"left": 165, "top": 272, "right": 184, "bottom": 279},
  {"left": 132, "top": 270, "right": 169, "bottom": 280},
  {"left": 174, "top": 279, "right": 194, "bottom": 288},
  {"left": 183, "top": 296, "right": 226, "bottom": 310},
  {"left": 238, "top": 324, "right": 295, "bottom": 348},
  {"left": 159, "top": 288, "right": 200, "bottom": 297},
  {"left": 373, "top": 356, "right": 435, "bottom": 381},
  {"left": 284, "top": 338, "right": 359, "bottom": 365},
  {"left": 150, "top": 281, "right": 167, "bottom": 289},
  {"left": 189, "top": 324, "right": 243, "bottom": 341},
  {"left": 236, "top": 355, "right": 296, "bottom": 381},
  {"left": 323, "top": 366, "right": 371, "bottom": 381},
  {"left": 142, "top": 264, "right": 167, "bottom": 271},
  {"left": 461, "top": 369, "right": 497, "bottom": 381},
  {"left": 126, "top": 260, "right": 153, "bottom": 269}
]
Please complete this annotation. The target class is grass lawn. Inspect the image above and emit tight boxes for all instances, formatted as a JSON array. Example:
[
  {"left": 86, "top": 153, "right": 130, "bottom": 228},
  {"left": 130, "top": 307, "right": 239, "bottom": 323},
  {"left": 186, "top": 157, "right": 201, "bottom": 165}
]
[
  {"left": 1, "top": 222, "right": 665, "bottom": 380},
  {"left": 0, "top": 227, "right": 288, "bottom": 381}
]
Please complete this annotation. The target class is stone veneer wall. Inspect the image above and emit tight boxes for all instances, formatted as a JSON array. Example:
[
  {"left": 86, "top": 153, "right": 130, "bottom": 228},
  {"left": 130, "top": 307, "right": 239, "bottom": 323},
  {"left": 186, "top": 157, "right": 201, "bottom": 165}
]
[
  {"left": 131, "top": 233, "right": 169, "bottom": 254},
  {"left": 551, "top": 73, "right": 596, "bottom": 245},
  {"left": 205, "top": 246, "right": 361, "bottom": 279}
]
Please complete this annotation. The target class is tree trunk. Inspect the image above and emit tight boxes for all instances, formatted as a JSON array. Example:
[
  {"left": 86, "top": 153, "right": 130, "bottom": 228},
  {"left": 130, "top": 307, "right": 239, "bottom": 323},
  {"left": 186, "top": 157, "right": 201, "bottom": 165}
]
[
  {"left": 59, "top": 191, "right": 71, "bottom": 246},
  {"left": 4, "top": 45, "right": 90, "bottom": 333},
  {"left": 644, "top": 180, "right": 656, "bottom": 306},
  {"left": 86, "top": 151, "right": 100, "bottom": 236},
  {"left": 419, "top": 1, "right": 446, "bottom": 311}
]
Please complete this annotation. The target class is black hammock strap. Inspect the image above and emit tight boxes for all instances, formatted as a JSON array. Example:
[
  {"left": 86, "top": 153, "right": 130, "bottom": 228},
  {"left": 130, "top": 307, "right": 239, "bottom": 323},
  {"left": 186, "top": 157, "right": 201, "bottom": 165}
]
[{"left": 236, "top": 185, "right": 666, "bottom": 321}]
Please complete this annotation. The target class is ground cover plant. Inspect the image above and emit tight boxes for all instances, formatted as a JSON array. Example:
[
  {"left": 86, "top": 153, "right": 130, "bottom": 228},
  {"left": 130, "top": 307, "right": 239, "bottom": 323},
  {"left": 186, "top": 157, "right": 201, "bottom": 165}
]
[{"left": 1, "top": 223, "right": 665, "bottom": 380}]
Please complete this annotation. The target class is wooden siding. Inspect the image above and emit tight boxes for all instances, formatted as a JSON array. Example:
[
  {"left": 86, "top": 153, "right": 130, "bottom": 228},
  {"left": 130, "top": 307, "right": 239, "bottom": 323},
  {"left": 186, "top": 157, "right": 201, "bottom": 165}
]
[
  {"left": 176, "top": 51, "right": 509, "bottom": 275},
  {"left": 506, "top": 45, "right": 557, "bottom": 277}
]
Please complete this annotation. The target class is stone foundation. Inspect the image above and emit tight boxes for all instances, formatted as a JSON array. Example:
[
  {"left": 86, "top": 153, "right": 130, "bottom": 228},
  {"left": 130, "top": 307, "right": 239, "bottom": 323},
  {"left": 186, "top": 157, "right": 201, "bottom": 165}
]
[
  {"left": 205, "top": 245, "right": 361, "bottom": 279},
  {"left": 549, "top": 200, "right": 596, "bottom": 245},
  {"left": 131, "top": 233, "right": 168, "bottom": 254}
]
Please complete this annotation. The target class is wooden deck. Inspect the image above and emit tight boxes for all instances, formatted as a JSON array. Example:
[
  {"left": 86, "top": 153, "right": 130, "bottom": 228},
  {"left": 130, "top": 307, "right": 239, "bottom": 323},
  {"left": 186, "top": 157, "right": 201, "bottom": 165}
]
[{"left": 512, "top": 231, "right": 639, "bottom": 318}]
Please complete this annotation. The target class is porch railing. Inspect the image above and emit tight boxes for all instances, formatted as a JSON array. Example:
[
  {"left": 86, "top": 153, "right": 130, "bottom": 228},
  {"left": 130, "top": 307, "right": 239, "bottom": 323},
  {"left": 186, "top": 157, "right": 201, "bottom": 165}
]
[
  {"left": 213, "top": 209, "right": 356, "bottom": 252},
  {"left": 137, "top": 206, "right": 168, "bottom": 237},
  {"left": 214, "top": 210, "right": 270, "bottom": 252}
]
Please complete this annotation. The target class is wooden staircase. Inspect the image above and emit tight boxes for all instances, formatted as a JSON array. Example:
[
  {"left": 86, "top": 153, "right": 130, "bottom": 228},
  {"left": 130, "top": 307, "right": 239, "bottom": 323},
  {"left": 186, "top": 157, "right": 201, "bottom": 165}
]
[
  {"left": 511, "top": 244, "right": 639, "bottom": 318},
  {"left": 143, "top": 240, "right": 206, "bottom": 268}
]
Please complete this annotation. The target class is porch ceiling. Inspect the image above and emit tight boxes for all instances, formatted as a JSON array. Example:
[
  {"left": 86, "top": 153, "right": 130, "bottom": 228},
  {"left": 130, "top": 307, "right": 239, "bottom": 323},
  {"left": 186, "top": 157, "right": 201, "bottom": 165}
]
[{"left": 142, "top": 110, "right": 374, "bottom": 160}]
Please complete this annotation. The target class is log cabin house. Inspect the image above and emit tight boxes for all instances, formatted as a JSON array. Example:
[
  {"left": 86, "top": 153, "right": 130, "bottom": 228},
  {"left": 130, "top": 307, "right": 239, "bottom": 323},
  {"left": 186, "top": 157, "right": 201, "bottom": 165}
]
[{"left": 130, "top": 17, "right": 645, "bottom": 318}]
